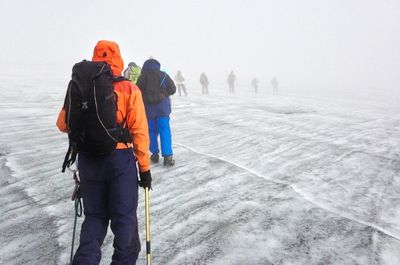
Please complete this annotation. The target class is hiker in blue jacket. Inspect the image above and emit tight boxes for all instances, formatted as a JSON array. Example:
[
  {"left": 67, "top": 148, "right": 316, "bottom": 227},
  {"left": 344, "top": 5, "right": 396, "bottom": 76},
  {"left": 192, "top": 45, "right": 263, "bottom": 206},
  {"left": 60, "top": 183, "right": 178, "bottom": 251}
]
[{"left": 136, "top": 59, "right": 176, "bottom": 167}]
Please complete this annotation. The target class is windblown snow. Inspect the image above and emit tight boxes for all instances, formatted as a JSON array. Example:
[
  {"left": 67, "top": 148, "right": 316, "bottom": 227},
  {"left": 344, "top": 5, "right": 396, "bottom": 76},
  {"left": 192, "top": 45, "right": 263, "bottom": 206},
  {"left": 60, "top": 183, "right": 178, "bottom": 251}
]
[{"left": 0, "top": 72, "right": 399, "bottom": 265}]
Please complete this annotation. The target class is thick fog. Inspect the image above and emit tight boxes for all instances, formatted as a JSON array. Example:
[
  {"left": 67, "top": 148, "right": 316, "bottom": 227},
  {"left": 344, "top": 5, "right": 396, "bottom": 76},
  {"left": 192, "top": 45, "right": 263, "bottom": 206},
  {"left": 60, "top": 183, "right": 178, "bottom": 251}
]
[
  {"left": 1, "top": 0, "right": 399, "bottom": 98},
  {"left": 1, "top": 1, "right": 400, "bottom": 264}
]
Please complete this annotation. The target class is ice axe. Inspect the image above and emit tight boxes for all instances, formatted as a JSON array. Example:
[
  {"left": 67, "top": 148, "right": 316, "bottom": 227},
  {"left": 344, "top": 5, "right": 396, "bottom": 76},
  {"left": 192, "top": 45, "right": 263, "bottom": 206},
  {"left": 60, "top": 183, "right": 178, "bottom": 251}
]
[{"left": 69, "top": 169, "right": 82, "bottom": 265}]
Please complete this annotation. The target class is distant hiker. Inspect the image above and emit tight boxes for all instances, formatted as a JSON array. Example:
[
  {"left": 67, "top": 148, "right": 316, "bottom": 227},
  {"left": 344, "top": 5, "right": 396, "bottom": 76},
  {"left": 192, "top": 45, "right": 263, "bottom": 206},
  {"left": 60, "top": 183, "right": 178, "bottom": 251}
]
[
  {"left": 227, "top": 71, "right": 236, "bottom": 93},
  {"left": 123, "top": 62, "right": 141, "bottom": 84},
  {"left": 174, "top": 70, "right": 187, "bottom": 96},
  {"left": 56, "top": 40, "right": 151, "bottom": 265},
  {"left": 137, "top": 59, "right": 176, "bottom": 167},
  {"left": 271, "top": 76, "right": 279, "bottom": 95},
  {"left": 251, "top": 78, "right": 259, "bottom": 93},
  {"left": 200, "top": 72, "right": 209, "bottom": 95}
]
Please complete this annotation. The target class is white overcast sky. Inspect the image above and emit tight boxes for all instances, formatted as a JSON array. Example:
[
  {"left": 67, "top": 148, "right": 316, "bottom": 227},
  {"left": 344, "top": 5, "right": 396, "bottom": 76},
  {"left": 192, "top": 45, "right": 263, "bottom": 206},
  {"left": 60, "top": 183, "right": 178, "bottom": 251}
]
[{"left": 0, "top": 0, "right": 399, "bottom": 91}]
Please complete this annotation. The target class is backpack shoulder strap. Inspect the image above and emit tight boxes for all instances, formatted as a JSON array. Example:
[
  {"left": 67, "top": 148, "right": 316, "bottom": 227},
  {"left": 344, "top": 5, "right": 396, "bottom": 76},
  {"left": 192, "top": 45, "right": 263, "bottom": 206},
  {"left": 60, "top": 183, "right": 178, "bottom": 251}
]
[{"left": 160, "top": 72, "right": 167, "bottom": 87}]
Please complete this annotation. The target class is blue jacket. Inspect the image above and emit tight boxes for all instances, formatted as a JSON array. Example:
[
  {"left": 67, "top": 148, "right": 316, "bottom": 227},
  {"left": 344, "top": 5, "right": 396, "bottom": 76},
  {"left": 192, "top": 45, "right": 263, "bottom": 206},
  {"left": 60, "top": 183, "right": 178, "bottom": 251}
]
[{"left": 137, "top": 59, "right": 176, "bottom": 120}]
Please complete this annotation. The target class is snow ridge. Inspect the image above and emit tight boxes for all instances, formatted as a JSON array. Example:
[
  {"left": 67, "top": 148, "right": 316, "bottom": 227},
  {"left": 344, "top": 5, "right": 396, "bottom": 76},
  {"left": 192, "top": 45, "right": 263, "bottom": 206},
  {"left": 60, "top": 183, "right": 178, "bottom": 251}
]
[{"left": 176, "top": 142, "right": 400, "bottom": 242}]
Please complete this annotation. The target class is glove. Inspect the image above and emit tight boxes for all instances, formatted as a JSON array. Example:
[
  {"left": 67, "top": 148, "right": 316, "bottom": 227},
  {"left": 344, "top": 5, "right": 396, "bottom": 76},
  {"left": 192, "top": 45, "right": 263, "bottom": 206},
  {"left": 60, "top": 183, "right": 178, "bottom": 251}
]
[{"left": 139, "top": 170, "right": 152, "bottom": 189}]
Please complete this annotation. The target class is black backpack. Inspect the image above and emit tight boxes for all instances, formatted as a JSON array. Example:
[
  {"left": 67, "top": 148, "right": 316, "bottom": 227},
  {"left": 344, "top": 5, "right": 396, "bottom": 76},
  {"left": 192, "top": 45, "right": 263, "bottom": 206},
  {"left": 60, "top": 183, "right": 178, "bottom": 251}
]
[
  {"left": 62, "top": 60, "right": 131, "bottom": 172},
  {"left": 137, "top": 70, "right": 176, "bottom": 104}
]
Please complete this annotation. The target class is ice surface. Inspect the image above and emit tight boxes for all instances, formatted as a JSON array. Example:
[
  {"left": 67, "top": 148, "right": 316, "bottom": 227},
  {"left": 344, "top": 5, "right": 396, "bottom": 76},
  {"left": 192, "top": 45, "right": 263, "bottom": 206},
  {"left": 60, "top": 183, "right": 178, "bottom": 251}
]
[{"left": 0, "top": 73, "right": 399, "bottom": 265}]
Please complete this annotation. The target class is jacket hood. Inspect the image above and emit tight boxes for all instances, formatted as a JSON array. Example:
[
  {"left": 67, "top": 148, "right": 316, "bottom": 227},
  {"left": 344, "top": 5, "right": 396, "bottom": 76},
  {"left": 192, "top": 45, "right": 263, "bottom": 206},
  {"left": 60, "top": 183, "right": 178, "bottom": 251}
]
[
  {"left": 128, "top": 62, "right": 138, "bottom": 68},
  {"left": 92, "top": 40, "right": 124, "bottom": 76},
  {"left": 142, "top": 59, "right": 161, "bottom": 71}
]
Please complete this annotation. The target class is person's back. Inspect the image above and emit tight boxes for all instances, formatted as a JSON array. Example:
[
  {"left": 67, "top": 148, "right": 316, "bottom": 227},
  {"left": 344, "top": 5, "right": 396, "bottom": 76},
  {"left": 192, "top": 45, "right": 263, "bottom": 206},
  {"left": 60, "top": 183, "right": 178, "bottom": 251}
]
[
  {"left": 123, "top": 62, "right": 135, "bottom": 78},
  {"left": 123, "top": 62, "right": 141, "bottom": 84},
  {"left": 228, "top": 72, "right": 235, "bottom": 83},
  {"left": 200, "top": 72, "right": 209, "bottom": 94},
  {"left": 271, "top": 76, "right": 279, "bottom": 94},
  {"left": 252, "top": 78, "right": 258, "bottom": 93},
  {"left": 137, "top": 59, "right": 177, "bottom": 166},
  {"left": 200, "top": 73, "right": 208, "bottom": 85},
  {"left": 227, "top": 71, "right": 236, "bottom": 93},
  {"left": 174, "top": 70, "right": 187, "bottom": 96},
  {"left": 56, "top": 40, "right": 151, "bottom": 265},
  {"left": 175, "top": 71, "right": 185, "bottom": 83}
]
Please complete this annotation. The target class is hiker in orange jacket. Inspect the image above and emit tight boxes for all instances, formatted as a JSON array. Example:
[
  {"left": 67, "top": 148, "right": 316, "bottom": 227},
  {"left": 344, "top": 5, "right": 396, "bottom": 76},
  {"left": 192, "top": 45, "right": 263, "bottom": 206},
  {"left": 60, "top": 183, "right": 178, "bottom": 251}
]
[{"left": 57, "top": 40, "right": 150, "bottom": 265}]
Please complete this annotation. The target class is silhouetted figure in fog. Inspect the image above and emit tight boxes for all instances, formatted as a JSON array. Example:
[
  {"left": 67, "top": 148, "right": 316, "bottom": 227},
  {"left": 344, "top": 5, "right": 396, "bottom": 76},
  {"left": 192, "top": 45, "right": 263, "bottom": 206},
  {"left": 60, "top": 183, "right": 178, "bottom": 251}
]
[
  {"left": 227, "top": 71, "right": 236, "bottom": 93},
  {"left": 200, "top": 72, "right": 209, "bottom": 94},
  {"left": 175, "top": 70, "right": 187, "bottom": 96},
  {"left": 271, "top": 76, "right": 279, "bottom": 95},
  {"left": 251, "top": 78, "right": 259, "bottom": 93}
]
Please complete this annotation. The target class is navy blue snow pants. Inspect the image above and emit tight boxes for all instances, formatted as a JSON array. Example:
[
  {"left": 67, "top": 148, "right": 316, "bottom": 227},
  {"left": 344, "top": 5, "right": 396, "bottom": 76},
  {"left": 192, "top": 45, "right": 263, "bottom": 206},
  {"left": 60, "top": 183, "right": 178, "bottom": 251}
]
[{"left": 72, "top": 148, "right": 140, "bottom": 265}]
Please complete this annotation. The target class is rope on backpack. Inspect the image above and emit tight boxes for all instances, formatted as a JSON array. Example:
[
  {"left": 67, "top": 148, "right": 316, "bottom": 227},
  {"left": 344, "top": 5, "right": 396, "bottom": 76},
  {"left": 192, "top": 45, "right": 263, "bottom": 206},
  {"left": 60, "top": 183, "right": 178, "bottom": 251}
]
[{"left": 93, "top": 81, "right": 119, "bottom": 143}]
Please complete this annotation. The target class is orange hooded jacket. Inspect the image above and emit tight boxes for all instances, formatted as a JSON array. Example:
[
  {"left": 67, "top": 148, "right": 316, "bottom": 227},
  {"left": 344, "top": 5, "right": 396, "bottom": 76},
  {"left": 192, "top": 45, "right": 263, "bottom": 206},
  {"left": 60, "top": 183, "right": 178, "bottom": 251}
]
[{"left": 56, "top": 40, "right": 150, "bottom": 172}]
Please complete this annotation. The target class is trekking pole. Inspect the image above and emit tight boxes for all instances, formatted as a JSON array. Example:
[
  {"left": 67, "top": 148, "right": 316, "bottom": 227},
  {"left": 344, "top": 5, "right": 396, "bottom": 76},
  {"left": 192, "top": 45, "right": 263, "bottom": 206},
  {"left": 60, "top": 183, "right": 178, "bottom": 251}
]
[
  {"left": 145, "top": 187, "right": 152, "bottom": 265},
  {"left": 69, "top": 170, "right": 82, "bottom": 265}
]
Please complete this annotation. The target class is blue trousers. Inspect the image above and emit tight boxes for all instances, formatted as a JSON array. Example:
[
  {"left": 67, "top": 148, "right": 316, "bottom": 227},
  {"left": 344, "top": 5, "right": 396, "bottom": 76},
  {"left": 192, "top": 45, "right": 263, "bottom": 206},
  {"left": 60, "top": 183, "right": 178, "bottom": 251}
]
[
  {"left": 148, "top": 117, "right": 173, "bottom": 156},
  {"left": 73, "top": 149, "right": 139, "bottom": 265}
]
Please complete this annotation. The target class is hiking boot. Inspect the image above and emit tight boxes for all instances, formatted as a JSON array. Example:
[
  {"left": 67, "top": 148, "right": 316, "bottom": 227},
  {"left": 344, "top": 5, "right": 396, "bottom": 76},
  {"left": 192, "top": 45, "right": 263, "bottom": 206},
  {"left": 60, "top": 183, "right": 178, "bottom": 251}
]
[
  {"left": 150, "top": 153, "right": 159, "bottom": 163},
  {"left": 163, "top": 155, "right": 175, "bottom": 167}
]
